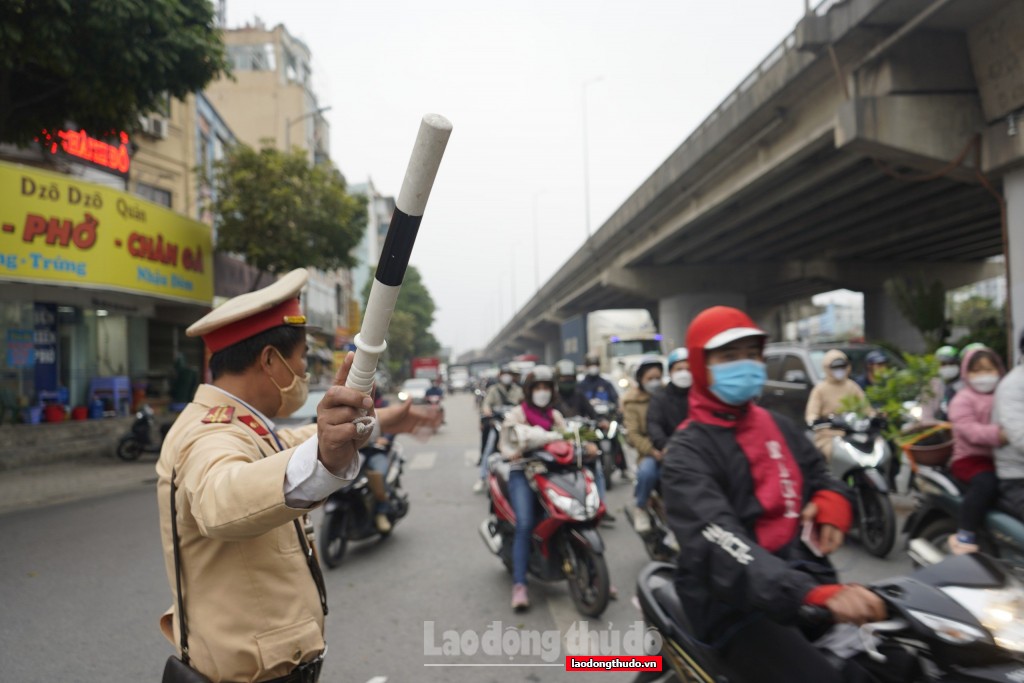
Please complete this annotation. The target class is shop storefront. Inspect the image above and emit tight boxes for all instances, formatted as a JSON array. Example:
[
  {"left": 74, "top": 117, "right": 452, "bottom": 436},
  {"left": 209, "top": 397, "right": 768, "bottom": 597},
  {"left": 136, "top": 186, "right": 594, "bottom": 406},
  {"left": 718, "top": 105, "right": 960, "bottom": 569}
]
[{"left": 0, "top": 161, "right": 213, "bottom": 424}]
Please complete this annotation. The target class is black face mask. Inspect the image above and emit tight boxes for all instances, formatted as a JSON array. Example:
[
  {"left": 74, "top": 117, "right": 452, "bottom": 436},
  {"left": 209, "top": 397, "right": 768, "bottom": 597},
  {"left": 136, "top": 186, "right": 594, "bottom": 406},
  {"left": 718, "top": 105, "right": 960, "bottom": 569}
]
[{"left": 558, "top": 381, "right": 576, "bottom": 396}]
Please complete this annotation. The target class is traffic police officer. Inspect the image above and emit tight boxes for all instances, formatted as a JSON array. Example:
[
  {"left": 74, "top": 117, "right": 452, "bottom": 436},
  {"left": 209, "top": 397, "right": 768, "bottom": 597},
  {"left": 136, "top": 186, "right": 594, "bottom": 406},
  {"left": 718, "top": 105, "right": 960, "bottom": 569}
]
[{"left": 156, "top": 268, "right": 432, "bottom": 682}]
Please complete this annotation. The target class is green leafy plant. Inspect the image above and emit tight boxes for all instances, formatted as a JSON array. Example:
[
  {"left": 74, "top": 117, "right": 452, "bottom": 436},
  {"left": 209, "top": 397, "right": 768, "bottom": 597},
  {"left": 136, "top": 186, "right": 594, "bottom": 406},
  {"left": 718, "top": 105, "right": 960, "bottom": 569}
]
[
  {"left": 862, "top": 353, "right": 939, "bottom": 441},
  {"left": 209, "top": 143, "right": 367, "bottom": 276},
  {"left": 0, "top": 0, "right": 229, "bottom": 144}
]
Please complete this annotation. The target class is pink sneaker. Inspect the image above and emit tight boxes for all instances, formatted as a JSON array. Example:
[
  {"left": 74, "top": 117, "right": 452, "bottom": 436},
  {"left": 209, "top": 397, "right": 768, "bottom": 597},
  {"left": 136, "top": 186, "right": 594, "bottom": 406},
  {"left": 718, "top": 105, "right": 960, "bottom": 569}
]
[{"left": 511, "top": 583, "right": 530, "bottom": 611}]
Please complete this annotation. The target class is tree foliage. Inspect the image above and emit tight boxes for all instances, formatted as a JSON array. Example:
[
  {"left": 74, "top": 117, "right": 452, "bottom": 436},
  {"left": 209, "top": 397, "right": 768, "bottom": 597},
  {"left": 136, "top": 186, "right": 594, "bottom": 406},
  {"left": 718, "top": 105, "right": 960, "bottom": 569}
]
[
  {"left": 884, "top": 276, "right": 949, "bottom": 352},
  {"left": 840, "top": 353, "right": 940, "bottom": 441},
  {"left": 361, "top": 265, "right": 440, "bottom": 377},
  {"left": 209, "top": 143, "right": 367, "bottom": 275},
  {"left": 0, "top": 0, "right": 229, "bottom": 144}
]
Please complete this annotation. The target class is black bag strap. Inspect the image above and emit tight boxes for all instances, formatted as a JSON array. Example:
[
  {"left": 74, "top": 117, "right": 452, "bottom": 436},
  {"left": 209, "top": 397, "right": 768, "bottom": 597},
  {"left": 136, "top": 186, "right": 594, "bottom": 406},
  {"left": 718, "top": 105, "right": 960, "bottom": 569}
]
[{"left": 169, "top": 468, "right": 191, "bottom": 664}]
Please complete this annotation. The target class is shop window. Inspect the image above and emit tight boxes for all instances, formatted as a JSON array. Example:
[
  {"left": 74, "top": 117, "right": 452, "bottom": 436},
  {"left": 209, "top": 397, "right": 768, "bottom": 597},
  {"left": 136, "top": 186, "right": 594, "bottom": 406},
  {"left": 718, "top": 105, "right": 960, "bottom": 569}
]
[
  {"left": 227, "top": 43, "right": 275, "bottom": 72},
  {"left": 136, "top": 182, "right": 172, "bottom": 207}
]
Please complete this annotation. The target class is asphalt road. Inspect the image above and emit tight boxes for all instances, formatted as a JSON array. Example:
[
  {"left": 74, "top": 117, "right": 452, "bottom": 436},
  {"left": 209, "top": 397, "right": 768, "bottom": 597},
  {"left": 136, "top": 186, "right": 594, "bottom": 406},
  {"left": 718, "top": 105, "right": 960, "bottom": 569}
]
[{"left": 0, "top": 393, "right": 912, "bottom": 682}]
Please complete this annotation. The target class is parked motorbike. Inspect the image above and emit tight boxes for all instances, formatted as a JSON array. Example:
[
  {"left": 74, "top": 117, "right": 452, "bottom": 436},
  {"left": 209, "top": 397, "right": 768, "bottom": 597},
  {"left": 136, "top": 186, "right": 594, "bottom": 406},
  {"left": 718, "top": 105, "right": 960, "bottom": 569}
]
[
  {"left": 318, "top": 439, "right": 409, "bottom": 568},
  {"left": 814, "top": 412, "right": 896, "bottom": 558},
  {"left": 623, "top": 486, "right": 678, "bottom": 563},
  {"left": 479, "top": 440, "right": 610, "bottom": 617},
  {"left": 589, "top": 398, "right": 626, "bottom": 487},
  {"left": 636, "top": 552, "right": 1024, "bottom": 682},
  {"left": 116, "top": 405, "right": 171, "bottom": 461},
  {"left": 903, "top": 426, "right": 1024, "bottom": 576}
]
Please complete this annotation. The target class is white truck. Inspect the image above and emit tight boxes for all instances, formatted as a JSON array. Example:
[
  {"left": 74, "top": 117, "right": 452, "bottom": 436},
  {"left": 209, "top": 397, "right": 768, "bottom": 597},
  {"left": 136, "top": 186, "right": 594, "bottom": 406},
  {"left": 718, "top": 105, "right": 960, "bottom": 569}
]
[{"left": 562, "top": 309, "right": 663, "bottom": 390}]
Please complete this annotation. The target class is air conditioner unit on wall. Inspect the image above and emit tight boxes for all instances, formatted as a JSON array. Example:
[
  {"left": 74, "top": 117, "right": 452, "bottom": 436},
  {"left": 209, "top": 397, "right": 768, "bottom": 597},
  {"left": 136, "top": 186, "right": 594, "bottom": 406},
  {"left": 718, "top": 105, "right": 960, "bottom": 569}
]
[{"left": 149, "top": 117, "right": 167, "bottom": 140}]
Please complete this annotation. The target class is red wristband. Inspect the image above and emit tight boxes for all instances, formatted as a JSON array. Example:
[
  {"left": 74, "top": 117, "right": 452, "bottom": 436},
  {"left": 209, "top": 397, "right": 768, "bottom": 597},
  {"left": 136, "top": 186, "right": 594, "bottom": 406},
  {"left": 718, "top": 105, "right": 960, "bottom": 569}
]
[
  {"left": 805, "top": 584, "right": 844, "bottom": 606},
  {"left": 811, "top": 490, "right": 853, "bottom": 533}
]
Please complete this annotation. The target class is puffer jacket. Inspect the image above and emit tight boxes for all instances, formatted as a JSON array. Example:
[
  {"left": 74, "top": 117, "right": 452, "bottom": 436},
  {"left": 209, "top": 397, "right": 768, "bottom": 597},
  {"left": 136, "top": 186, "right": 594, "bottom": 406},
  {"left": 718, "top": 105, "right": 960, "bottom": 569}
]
[
  {"left": 622, "top": 386, "right": 655, "bottom": 461},
  {"left": 949, "top": 348, "right": 1005, "bottom": 482}
]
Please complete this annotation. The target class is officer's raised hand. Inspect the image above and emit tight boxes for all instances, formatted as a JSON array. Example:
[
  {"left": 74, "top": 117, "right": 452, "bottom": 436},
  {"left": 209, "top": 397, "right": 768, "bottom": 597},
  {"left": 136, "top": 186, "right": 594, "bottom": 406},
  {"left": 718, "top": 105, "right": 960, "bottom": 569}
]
[{"left": 317, "top": 351, "right": 374, "bottom": 472}]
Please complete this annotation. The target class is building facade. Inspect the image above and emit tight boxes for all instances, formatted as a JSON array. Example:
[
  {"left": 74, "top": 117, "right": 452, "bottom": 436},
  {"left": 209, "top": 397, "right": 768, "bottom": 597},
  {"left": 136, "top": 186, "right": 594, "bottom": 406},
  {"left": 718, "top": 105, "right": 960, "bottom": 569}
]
[{"left": 206, "top": 20, "right": 353, "bottom": 377}]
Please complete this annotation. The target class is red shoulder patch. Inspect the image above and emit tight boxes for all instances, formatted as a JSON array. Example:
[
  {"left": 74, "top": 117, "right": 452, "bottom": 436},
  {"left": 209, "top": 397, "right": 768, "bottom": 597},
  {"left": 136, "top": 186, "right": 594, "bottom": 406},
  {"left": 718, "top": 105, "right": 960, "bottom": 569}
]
[
  {"left": 238, "top": 414, "right": 269, "bottom": 436},
  {"left": 201, "top": 406, "right": 235, "bottom": 424}
]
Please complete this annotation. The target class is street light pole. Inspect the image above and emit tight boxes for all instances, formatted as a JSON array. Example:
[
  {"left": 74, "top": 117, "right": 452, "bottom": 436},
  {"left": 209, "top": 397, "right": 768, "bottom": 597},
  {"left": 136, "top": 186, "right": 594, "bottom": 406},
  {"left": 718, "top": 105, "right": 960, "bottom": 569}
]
[
  {"left": 582, "top": 76, "right": 603, "bottom": 239},
  {"left": 284, "top": 105, "right": 333, "bottom": 151}
]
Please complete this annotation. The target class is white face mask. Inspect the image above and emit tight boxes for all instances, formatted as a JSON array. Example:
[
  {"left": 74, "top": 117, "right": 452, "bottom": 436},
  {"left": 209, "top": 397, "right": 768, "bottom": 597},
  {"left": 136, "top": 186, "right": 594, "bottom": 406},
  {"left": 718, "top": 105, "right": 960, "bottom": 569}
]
[
  {"left": 969, "top": 373, "right": 999, "bottom": 394},
  {"left": 671, "top": 370, "right": 692, "bottom": 389},
  {"left": 532, "top": 390, "right": 551, "bottom": 407},
  {"left": 830, "top": 368, "right": 848, "bottom": 381},
  {"left": 939, "top": 365, "right": 960, "bottom": 382},
  {"left": 643, "top": 379, "right": 662, "bottom": 394},
  {"left": 586, "top": 365, "right": 600, "bottom": 376},
  {"left": 499, "top": 374, "right": 513, "bottom": 386}
]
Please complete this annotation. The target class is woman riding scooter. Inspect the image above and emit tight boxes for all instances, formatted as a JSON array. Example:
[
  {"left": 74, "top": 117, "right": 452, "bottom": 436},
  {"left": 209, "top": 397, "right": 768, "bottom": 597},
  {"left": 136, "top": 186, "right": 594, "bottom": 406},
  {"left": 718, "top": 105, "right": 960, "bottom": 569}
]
[
  {"left": 662, "top": 306, "right": 916, "bottom": 682},
  {"left": 499, "top": 365, "right": 607, "bottom": 611},
  {"left": 499, "top": 366, "right": 568, "bottom": 611}
]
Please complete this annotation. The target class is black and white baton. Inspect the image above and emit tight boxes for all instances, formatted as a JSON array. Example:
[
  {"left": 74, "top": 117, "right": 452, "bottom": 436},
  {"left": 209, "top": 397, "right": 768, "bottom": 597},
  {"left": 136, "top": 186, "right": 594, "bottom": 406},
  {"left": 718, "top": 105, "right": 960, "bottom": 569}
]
[{"left": 347, "top": 114, "right": 453, "bottom": 433}]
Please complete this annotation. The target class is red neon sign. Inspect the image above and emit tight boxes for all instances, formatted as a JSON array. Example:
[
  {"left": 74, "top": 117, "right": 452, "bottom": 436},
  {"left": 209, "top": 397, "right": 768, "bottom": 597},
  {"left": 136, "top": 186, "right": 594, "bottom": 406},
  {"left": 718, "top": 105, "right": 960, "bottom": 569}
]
[{"left": 37, "top": 129, "right": 131, "bottom": 174}]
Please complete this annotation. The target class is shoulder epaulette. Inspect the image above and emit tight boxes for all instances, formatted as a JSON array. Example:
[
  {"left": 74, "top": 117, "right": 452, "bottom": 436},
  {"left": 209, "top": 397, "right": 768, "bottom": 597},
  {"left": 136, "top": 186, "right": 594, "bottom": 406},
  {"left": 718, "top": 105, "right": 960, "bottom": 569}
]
[{"left": 201, "top": 405, "right": 235, "bottom": 424}]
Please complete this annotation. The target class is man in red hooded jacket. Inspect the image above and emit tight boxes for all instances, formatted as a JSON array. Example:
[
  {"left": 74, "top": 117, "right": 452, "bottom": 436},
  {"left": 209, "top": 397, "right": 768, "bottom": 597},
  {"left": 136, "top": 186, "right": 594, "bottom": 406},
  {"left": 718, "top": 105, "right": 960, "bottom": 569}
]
[{"left": 662, "top": 306, "right": 906, "bottom": 682}]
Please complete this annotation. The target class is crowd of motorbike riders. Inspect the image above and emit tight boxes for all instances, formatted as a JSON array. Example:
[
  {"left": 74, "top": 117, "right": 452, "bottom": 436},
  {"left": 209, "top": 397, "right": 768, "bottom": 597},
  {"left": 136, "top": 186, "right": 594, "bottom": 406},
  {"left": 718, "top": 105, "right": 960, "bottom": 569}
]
[{"left": 463, "top": 304, "right": 1024, "bottom": 682}]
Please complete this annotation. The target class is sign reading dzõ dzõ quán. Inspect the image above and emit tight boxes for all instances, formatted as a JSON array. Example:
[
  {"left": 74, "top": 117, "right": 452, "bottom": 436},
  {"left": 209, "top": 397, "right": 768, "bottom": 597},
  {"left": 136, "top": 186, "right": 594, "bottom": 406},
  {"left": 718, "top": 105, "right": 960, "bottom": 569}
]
[{"left": 0, "top": 161, "right": 212, "bottom": 305}]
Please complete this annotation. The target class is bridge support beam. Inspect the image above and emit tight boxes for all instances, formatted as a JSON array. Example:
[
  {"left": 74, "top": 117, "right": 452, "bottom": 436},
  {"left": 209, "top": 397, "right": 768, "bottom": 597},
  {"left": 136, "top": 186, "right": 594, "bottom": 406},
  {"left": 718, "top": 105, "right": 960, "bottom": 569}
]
[
  {"left": 1008, "top": 167, "right": 1024, "bottom": 365},
  {"left": 863, "top": 287, "right": 926, "bottom": 353},
  {"left": 658, "top": 292, "right": 747, "bottom": 352}
]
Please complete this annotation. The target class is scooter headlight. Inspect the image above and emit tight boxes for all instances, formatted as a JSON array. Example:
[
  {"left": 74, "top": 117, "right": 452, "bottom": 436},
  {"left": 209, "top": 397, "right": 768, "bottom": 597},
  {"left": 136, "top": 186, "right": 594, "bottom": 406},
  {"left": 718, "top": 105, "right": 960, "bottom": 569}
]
[
  {"left": 942, "top": 585, "right": 1024, "bottom": 653},
  {"left": 397, "top": 391, "right": 409, "bottom": 401},
  {"left": 545, "top": 488, "right": 588, "bottom": 521},
  {"left": 906, "top": 609, "right": 988, "bottom": 645},
  {"left": 585, "top": 480, "right": 600, "bottom": 517}
]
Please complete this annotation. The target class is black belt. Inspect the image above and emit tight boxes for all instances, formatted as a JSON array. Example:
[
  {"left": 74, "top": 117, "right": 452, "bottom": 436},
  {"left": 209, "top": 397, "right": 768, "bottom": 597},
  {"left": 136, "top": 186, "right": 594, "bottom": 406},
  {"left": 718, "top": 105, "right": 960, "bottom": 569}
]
[{"left": 263, "top": 649, "right": 325, "bottom": 683}]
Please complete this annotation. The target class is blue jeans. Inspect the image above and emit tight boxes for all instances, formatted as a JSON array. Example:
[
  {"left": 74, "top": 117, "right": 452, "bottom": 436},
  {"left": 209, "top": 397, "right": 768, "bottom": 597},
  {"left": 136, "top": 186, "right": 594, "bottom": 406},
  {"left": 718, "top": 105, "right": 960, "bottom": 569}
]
[
  {"left": 508, "top": 470, "right": 535, "bottom": 585},
  {"left": 480, "top": 426, "right": 499, "bottom": 481},
  {"left": 635, "top": 457, "right": 660, "bottom": 508},
  {"left": 367, "top": 452, "right": 390, "bottom": 514},
  {"left": 586, "top": 461, "right": 607, "bottom": 502}
]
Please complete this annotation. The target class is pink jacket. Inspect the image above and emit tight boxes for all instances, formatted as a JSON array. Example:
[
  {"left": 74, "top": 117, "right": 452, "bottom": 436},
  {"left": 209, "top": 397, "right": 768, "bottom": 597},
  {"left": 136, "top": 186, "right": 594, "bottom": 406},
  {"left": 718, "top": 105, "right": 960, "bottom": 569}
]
[{"left": 948, "top": 349, "right": 1004, "bottom": 481}]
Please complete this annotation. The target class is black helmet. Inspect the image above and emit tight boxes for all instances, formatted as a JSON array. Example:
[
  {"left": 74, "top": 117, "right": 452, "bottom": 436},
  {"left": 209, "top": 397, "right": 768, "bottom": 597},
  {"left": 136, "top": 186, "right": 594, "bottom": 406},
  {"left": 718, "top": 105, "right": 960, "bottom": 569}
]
[
  {"left": 865, "top": 350, "right": 888, "bottom": 366},
  {"left": 584, "top": 354, "right": 600, "bottom": 366},
  {"left": 634, "top": 356, "right": 664, "bottom": 383},
  {"left": 523, "top": 365, "right": 555, "bottom": 394}
]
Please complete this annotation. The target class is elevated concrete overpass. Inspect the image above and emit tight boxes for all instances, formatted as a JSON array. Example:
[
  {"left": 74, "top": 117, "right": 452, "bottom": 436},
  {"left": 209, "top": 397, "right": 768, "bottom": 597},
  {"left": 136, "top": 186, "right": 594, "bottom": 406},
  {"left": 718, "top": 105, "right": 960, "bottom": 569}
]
[{"left": 486, "top": 0, "right": 1024, "bottom": 362}]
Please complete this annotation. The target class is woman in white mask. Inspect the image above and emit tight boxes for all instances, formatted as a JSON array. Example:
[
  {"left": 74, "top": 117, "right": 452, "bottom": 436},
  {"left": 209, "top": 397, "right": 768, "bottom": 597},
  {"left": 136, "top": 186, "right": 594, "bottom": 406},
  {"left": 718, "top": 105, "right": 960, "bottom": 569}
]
[
  {"left": 947, "top": 346, "right": 1007, "bottom": 554},
  {"left": 497, "top": 365, "right": 566, "bottom": 611},
  {"left": 622, "top": 357, "right": 665, "bottom": 531},
  {"left": 804, "top": 349, "right": 868, "bottom": 461}
]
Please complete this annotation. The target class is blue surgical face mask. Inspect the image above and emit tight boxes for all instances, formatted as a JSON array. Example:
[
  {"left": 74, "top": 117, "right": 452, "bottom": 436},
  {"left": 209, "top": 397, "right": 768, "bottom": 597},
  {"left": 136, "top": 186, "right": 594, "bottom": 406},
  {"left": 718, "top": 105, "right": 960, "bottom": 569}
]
[{"left": 708, "top": 359, "right": 766, "bottom": 406}]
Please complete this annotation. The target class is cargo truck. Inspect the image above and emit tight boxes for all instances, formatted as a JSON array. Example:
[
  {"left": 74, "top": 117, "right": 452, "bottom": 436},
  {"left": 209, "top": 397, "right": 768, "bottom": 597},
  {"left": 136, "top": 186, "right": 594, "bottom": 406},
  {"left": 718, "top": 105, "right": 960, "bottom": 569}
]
[{"left": 560, "top": 309, "right": 663, "bottom": 388}]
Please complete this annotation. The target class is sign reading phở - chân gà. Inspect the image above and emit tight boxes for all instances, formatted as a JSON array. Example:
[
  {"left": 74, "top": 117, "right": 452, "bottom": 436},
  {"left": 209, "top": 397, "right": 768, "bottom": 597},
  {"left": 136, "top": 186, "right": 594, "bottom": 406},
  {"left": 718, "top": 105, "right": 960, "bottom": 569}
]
[{"left": 0, "top": 161, "right": 212, "bottom": 305}]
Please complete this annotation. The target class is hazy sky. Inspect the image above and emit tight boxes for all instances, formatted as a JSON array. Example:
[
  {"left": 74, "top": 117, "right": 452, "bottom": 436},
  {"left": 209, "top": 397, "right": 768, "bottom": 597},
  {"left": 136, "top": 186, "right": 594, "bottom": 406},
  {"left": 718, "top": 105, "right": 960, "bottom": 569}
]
[{"left": 227, "top": 0, "right": 812, "bottom": 356}]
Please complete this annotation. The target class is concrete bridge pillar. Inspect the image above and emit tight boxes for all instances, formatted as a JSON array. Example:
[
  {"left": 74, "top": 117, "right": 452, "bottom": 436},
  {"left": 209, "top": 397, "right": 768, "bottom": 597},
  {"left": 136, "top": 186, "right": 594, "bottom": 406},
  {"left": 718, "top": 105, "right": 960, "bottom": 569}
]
[
  {"left": 1008, "top": 168, "right": 1024, "bottom": 365},
  {"left": 863, "top": 288, "right": 926, "bottom": 353},
  {"left": 544, "top": 337, "right": 561, "bottom": 366},
  {"left": 658, "top": 292, "right": 747, "bottom": 352}
]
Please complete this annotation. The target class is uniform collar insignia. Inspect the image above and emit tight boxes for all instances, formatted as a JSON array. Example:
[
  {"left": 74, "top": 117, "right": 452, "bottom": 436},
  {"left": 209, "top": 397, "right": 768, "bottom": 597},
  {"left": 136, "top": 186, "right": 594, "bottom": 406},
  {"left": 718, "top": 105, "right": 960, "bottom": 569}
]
[
  {"left": 201, "top": 405, "right": 235, "bottom": 424},
  {"left": 238, "top": 414, "right": 270, "bottom": 437}
]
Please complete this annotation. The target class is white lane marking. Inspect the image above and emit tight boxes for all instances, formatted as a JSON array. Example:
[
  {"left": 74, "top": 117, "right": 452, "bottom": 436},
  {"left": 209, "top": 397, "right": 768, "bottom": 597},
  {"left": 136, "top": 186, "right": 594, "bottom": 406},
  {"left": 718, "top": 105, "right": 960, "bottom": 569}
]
[
  {"left": 365, "top": 677, "right": 388, "bottom": 683},
  {"left": 409, "top": 451, "right": 437, "bottom": 470},
  {"left": 464, "top": 449, "right": 480, "bottom": 467}
]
